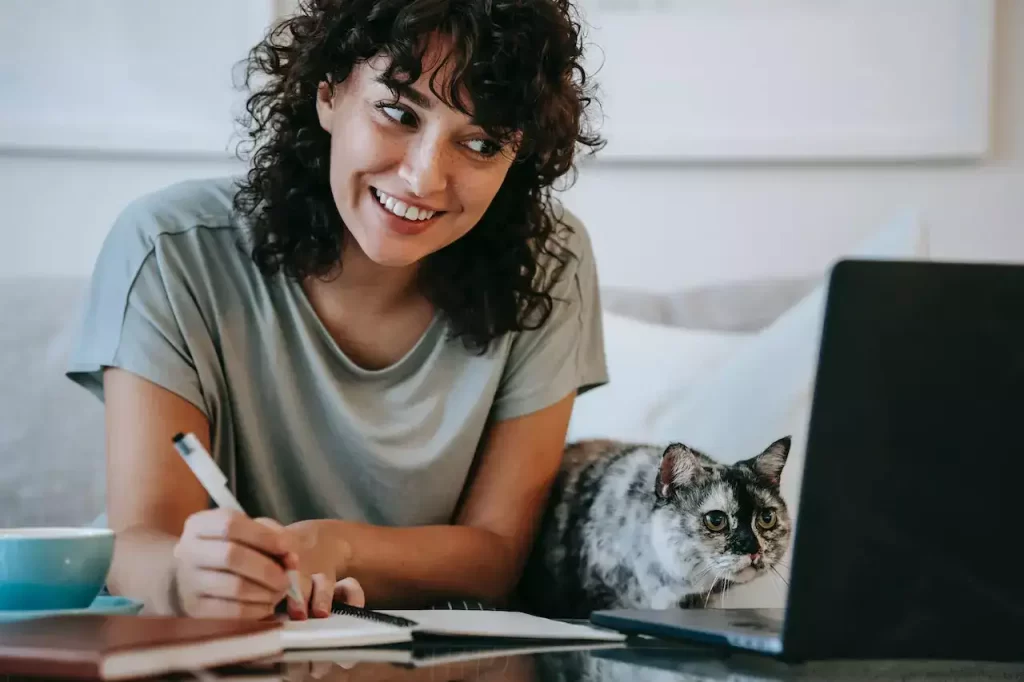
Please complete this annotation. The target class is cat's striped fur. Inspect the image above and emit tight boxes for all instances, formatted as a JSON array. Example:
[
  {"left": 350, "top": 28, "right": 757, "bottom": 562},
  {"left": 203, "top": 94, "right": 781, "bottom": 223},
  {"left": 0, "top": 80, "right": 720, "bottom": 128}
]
[{"left": 518, "top": 437, "right": 792, "bottom": 618}]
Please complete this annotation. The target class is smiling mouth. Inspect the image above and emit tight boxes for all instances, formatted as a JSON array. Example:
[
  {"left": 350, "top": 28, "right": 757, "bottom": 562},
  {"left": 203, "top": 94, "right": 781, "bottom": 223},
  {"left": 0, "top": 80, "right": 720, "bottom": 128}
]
[{"left": 371, "top": 187, "right": 445, "bottom": 222}]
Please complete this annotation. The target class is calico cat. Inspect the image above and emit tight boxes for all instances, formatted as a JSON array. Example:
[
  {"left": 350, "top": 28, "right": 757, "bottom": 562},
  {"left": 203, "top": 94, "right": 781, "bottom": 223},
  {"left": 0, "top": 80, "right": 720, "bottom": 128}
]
[{"left": 517, "top": 437, "right": 792, "bottom": 619}]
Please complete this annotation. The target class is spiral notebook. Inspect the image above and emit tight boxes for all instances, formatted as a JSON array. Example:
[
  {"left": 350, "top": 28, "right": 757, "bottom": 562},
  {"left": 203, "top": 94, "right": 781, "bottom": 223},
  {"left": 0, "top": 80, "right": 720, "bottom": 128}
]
[{"left": 281, "top": 604, "right": 626, "bottom": 650}]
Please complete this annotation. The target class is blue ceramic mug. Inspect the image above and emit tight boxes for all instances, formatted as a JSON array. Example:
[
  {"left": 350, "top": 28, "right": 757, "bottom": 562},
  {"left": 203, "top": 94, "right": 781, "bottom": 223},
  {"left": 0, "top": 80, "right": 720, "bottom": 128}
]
[{"left": 0, "top": 528, "right": 115, "bottom": 611}]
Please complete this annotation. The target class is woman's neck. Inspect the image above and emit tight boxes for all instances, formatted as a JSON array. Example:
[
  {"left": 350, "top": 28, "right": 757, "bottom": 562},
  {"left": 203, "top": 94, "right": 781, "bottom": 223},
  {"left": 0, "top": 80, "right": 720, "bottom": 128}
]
[{"left": 306, "top": 234, "right": 424, "bottom": 317}]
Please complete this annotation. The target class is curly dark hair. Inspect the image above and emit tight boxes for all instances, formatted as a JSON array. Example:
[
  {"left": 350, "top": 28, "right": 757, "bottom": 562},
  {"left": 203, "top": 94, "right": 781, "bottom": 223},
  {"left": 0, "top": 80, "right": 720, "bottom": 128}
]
[{"left": 233, "top": 0, "right": 603, "bottom": 352}]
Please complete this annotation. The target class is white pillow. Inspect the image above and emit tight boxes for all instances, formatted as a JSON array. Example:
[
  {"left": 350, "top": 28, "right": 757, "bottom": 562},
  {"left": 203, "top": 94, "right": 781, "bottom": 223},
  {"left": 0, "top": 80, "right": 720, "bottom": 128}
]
[
  {"left": 645, "top": 209, "right": 930, "bottom": 608},
  {"left": 567, "top": 312, "right": 750, "bottom": 444}
]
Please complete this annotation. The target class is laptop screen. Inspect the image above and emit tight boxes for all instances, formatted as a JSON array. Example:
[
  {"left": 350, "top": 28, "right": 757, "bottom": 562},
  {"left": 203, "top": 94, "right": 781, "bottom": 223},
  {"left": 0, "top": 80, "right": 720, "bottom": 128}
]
[{"left": 783, "top": 260, "right": 1024, "bottom": 661}]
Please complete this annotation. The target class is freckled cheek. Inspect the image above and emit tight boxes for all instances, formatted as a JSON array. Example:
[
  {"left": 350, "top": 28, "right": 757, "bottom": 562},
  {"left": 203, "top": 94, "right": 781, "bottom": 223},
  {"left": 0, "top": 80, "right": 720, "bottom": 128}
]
[
  {"left": 332, "top": 126, "right": 404, "bottom": 184},
  {"left": 456, "top": 164, "right": 513, "bottom": 216},
  {"left": 457, "top": 181, "right": 502, "bottom": 221}
]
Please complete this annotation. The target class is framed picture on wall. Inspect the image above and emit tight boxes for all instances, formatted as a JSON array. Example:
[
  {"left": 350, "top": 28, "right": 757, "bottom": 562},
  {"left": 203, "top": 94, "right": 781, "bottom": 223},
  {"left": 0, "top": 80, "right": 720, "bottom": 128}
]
[
  {"left": 0, "top": 0, "right": 276, "bottom": 157},
  {"left": 579, "top": 0, "right": 995, "bottom": 161}
]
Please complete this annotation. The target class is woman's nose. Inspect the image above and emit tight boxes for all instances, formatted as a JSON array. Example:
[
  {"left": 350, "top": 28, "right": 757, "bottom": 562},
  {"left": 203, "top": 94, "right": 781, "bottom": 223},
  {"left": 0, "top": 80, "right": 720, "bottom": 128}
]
[{"left": 399, "top": 138, "right": 449, "bottom": 197}]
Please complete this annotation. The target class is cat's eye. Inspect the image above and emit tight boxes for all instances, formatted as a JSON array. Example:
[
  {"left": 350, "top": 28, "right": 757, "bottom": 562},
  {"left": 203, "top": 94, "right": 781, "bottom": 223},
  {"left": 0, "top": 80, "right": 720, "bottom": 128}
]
[
  {"left": 703, "top": 511, "right": 728, "bottom": 532},
  {"left": 756, "top": 509, "right": 778, "bottom": 530}
]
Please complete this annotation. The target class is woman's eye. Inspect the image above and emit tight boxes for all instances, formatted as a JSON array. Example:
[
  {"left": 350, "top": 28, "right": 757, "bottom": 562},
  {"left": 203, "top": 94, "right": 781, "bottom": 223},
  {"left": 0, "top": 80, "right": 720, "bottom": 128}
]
[
  {"left": 703, "top": 511, "right": 728, "bottom": 533},
  {"left": 756, "top": 509, "right": 778, "bottom": 530},
  {"left": 379, "top": 104, "right": 416, "bottom": 126},
  {"left": 464, "top": 138, "right": 502, "bottom": 157}
]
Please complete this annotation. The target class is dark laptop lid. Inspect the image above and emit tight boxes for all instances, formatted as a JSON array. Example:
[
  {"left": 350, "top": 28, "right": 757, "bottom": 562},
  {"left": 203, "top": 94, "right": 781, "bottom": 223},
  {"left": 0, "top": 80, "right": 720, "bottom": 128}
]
[{"left": 782, "top": 259, "right": 1024, "bottom": 662}]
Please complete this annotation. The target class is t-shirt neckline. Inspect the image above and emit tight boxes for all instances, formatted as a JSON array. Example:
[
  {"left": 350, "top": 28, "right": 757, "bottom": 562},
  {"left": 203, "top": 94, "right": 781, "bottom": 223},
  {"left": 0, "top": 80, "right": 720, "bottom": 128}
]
[{"left": 284, "top": 274, "right": 446, "bottom": 380}]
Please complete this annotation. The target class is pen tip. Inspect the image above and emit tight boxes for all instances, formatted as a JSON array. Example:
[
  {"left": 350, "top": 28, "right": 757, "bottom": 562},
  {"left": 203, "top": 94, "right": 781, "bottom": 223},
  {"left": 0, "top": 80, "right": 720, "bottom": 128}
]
[{"left": 172, "top": 433, "right": 185, "bottom": 444}]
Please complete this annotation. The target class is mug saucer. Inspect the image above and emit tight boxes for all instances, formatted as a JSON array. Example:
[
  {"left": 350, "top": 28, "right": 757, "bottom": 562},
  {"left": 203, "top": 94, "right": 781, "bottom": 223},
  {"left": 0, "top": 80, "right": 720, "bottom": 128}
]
[{"left": 0, "top": 595, "right": 144, "bottom": 622}]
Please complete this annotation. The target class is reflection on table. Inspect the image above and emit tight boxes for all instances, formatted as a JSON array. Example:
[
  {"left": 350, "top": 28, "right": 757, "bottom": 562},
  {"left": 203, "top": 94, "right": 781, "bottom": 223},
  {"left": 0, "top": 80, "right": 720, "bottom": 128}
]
[{"left": 191, "top": 637, "right": 1024, "bottom": 682}]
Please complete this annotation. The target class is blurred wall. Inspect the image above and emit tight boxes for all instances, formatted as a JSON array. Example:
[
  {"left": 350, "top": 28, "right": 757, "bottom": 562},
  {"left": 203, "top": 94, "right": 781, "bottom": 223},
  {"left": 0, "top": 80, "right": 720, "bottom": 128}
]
[{"left": 1, "top": 0, "right": 1021, "bottom": 289}]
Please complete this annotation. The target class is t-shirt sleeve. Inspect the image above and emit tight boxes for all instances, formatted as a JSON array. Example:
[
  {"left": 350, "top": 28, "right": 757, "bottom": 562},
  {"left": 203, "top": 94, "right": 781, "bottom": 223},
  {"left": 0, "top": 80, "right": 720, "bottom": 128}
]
[
  {"left": 65, "top": 206, "right": 210, "bottom": 418},
  {"left": 490, "top": 209, "right": 608, "bottom": 422}
]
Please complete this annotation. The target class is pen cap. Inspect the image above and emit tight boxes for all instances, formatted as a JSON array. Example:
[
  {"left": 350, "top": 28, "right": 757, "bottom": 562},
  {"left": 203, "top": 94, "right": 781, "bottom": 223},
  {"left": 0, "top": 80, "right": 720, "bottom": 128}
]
[{"left": 174, "top": 433, "right": 228, "bottom": 489}]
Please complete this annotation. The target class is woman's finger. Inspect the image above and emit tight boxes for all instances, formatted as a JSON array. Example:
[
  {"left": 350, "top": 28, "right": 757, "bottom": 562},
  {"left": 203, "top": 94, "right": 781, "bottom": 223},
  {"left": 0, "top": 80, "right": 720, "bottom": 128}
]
[
  {"left": 254, "top": 517, "right": 301, "bottom": 570},
  {"left": 281, "top": 661, "right": 311, "bottom": 682},
  {"left": 309, "top": 661, "right": 336, "bottom": 679},
  {"left": 310, "top": 572, "right": 333, "bottom": 618},
  {"left": 187, "top": 539, "right": 291, "bottom": 593},
  {"left": 190, "top": 595, "right": 276, "bottom": 620},
  {"left": 190, "top": 568, "right": 282, "bottom": 605},
  {"left": 287, "top": 573, "right": 311, "bottom": 621},
  {"left": 334, "top": 577, "right": 366, "bottom": 608},
  {"left": 187, "top": 509, "right": 292, "bottom": 559}
]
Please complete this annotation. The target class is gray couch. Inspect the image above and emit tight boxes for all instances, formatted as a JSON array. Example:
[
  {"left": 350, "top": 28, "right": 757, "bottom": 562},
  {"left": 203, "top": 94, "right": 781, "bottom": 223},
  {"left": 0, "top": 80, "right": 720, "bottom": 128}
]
[
  {"left": 1, "top": 274, "right": 814, "bottom": 529},
  {"left": 2, "top": 277, "right": 105, "bottom": 528}
]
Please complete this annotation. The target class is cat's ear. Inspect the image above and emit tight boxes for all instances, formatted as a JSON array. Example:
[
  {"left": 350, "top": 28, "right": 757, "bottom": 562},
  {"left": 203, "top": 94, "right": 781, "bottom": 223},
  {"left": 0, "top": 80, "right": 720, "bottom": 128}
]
[
  {"left": 745, "top": 436, "right": 791, "bottom": 488},
  {"left": 657, "top": 443, "right": 704, "bottom": 499}
]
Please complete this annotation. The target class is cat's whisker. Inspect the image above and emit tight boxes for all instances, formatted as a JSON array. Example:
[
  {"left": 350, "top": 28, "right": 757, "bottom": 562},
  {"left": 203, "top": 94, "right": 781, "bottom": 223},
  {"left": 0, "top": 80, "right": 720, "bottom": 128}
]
[
  {"left": 689, "top": 564, "right": 714, "bottom": 590},
  {"left": 770, "top": 566, "right": 790, "bottom": 588},
  {"left": 767, "top": 568, "right": 784, "bottom": 603},
  {"left": 704, "top": 574, "right": 721, "bottom": 609}
]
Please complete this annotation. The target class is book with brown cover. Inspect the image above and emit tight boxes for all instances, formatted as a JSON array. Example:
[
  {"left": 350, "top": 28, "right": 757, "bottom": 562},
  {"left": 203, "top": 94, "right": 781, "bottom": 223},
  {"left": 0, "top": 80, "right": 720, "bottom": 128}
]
[{"left": 0, "top": 614, "right": 282, "bottom": 680}]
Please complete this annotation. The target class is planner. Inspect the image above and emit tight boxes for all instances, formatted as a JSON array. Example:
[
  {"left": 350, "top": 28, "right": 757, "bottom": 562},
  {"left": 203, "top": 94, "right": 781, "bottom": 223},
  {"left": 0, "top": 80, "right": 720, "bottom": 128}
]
[{"left": 0, "top": 615, "right": 282, "bottom": 680}]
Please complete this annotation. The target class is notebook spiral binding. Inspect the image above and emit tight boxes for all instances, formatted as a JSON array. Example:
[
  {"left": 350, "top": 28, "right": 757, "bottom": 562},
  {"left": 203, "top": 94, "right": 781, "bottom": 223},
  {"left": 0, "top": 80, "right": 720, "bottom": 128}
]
[{"left": 330, "top": 603, "right": 420, "bottom": 628}]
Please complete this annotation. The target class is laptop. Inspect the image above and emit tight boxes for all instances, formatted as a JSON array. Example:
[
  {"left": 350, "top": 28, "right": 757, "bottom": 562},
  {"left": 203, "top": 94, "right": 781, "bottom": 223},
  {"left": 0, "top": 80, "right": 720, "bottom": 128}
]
[{"left": 590, "top": 259, "right": 1024, "bottom": 662}]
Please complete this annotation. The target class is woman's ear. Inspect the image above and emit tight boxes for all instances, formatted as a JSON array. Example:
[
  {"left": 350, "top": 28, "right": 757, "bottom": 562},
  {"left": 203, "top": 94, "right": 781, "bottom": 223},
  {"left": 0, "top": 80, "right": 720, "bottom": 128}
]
[{"left": 315, "top": 81, "right": 335, "bottom": 133}]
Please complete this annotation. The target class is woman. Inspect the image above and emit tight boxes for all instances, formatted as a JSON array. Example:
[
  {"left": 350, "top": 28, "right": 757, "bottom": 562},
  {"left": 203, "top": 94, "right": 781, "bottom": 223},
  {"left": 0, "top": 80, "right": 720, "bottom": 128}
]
[{"left": 67, "top": 0, "right": 605, "bottom": 621}]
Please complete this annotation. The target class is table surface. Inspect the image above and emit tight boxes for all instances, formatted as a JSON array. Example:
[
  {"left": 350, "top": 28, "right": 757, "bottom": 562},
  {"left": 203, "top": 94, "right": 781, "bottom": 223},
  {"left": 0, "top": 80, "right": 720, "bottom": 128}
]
[{"left": 170, "top": 635, "right": 1024, "bottom": 682}]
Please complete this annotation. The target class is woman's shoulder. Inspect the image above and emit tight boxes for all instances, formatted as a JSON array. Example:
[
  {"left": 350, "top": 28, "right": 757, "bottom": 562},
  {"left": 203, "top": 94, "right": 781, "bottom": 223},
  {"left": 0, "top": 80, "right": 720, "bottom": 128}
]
[
  {"left": 108, "top": 176, "right": 243, "bottom": 245},
  {"left": 535, "top": 199, "right": 598, "bottom": 293},
  {"left": 95, "top": 176, "right": 251, "bottom": 281},
  {"left": 548, "top": 200, "right": 594, "bottom": 258}
]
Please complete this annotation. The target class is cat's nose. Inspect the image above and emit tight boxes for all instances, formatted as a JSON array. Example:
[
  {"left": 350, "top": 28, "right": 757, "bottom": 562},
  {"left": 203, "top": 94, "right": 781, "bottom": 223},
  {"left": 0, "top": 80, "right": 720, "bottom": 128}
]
[{"left": 750, "top": 552, "right": 764, "bottom": 568}]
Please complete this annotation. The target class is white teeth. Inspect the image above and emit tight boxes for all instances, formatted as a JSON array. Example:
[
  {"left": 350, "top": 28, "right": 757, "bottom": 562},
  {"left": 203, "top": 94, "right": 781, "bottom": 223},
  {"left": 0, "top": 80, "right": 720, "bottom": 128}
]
[{"left": 373, "top": 189, "right": 436, "bottom": 221}]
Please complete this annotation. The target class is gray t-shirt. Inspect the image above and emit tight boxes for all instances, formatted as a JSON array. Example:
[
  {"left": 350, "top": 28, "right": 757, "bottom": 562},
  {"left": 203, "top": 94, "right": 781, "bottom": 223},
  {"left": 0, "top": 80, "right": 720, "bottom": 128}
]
[{"left": 66, "top": 177, "right": 607, "bottom": 526}]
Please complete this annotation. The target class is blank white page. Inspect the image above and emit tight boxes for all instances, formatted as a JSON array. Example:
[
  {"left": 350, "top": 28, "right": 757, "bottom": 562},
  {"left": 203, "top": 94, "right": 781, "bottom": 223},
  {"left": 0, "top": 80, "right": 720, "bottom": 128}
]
[
  {"left": 281, "top": 613, "right": 413, "bottom": 650},
  {"left": 380, "top": 610, "right": 627, "bottom": 642}
]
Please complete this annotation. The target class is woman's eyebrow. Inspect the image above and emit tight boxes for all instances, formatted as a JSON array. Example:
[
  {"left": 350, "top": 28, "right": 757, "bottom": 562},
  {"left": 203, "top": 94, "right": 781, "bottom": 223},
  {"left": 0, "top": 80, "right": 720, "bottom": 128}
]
[
  {"left": 377, "top": 76, "right": 433, "bottom": 109},
  {"left": 377, "top": 76, "right": 492, "bottom": 128}
]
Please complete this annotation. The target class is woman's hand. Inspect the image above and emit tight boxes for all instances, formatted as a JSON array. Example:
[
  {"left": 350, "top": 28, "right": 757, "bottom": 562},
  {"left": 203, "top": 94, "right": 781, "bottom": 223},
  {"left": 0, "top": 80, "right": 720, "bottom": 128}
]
[
  {"left": 170, "top": 509, "right": 300, "bottom": 619},
  {"left": 274, "top": 519, "right": 364, "bottom": 620}
]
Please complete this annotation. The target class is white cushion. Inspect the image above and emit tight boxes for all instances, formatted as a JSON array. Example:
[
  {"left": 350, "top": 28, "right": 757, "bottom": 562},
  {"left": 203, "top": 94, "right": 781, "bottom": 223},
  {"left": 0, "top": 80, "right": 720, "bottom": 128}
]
[
  {"left": 601, "top": 276, "right": 819, "bottom": 333},
  {"left": 568, "top": 314, "right": 751, "bottom": 443}
]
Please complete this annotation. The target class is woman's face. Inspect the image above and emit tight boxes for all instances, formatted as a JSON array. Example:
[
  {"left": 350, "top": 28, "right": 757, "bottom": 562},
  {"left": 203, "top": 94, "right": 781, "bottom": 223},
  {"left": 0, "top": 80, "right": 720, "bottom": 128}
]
[{"left": 315, "top": 40, "right": 517, "bottom": 269}]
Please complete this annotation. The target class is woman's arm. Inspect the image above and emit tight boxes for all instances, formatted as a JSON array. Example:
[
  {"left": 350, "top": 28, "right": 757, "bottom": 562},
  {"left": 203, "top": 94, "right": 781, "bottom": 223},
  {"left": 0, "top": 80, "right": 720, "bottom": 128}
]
[
  {"left": 300, "top": 391, "right": 576, "bottom": 608},
  {"left": 104, "top": 368, "right": 300, "bottom": 618},
  {"left": 104, "top": 368, "right": 208, "bottom": 612}
]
